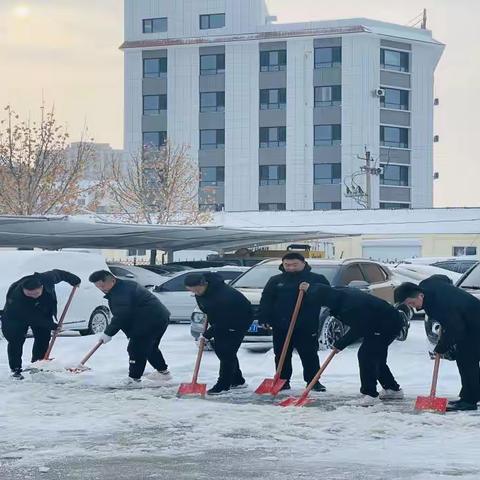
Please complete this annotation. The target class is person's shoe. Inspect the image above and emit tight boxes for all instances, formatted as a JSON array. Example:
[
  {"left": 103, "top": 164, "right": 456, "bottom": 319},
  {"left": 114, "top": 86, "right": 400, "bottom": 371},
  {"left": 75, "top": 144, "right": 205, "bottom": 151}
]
[
  {"left": 358, "top": 395, "right": 380, "bottom": 407},
  {"left": 279, "top": 381, "right": 291, "bottom": 391},
  {"left": 11, "top": 369, "right": 24, "bottom": 380},
  {"left": 446, "top": 400, "right": 478, "bottom": 412},
  {"left": 379, "top": 388, "right": 404, "bottom": 400},
  {"left": 207, "top": 383, "right": 230, "bottom": 396},
  {"left": 123, "top": 377, "right": 142, "bottom": 387},
  {"left": 310, "top": 382, "right": 326, "bottom": 392},
  {"left": 231, "top": 380, "right": 248, "bottom": 390},
  {"left": 146, "top": 369, "right": 172, "bottom": 382},
  {"left": 448, "top": 399, "right": 462, "bottom": 406}
]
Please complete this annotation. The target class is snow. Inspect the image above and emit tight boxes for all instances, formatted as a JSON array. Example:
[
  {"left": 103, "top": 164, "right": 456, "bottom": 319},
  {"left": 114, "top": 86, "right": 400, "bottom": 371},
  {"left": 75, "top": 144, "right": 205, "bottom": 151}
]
[{"left": 0, "top": 322, "right": 479, "bottom": 478}]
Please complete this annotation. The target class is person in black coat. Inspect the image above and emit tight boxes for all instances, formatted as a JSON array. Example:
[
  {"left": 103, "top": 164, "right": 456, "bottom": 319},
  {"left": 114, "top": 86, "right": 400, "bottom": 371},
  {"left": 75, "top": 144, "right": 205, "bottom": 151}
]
[
  {"left": 185, "top": 272, "right": 253, "bottom": 395},
  {"left": 89, "top": 270, "right": 171, "bottom": 383},
  {"left": 395, "top": 275, "right": 480, "bottom": 412},
  {"left": 311, "top": 283, "right": 404, "bottom": 405},
  {"left": 1, "top": 269, "right": 81, "bottom": 379},
  {"left": 259, "top": 253, "right": 330, "bottom": 392}
]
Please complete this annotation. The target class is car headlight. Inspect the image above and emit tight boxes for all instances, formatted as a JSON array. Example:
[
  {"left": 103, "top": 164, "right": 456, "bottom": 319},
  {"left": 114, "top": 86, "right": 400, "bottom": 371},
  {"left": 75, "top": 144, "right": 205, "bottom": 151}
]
[{"left": 192, "top": 312, "right": 207, "bottom": 324}]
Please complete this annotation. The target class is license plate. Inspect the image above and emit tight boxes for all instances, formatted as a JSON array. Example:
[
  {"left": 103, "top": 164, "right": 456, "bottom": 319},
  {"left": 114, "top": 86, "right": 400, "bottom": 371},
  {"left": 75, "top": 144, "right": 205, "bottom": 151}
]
[{"left": 248, "top": 321, "right": 258, "bottom": 333}]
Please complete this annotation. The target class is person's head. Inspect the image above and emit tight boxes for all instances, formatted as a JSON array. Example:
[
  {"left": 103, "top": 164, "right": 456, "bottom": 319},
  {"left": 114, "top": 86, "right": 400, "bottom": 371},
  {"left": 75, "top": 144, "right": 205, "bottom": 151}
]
[
  {"left": 394, "top": 282, "right": 425, "bottom": 310},
  {"left": 89, "top": 270, "right": 117, "bottom": 294},
  {"left": 184, "top": 273, "right": 208, "bottom": 296},
  {"left": 22, "top": 276, "right": 44, "bottom": 299},
  {"left": 281, "top": 252, "right": 306, "bottom": 273}
]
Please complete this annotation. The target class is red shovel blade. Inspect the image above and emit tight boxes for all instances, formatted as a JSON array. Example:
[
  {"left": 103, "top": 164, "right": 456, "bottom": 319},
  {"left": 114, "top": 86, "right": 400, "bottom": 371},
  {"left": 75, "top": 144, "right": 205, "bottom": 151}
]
[
  {"left": 415, "top": 395, "right": 448, "bottom": 413},
  {"left": 255, "top": 378, "right": 286, "bottom": 396},
  {"left": 278, "top": 395, "right": 315, "bottom": 407},
  {"left": 177, "top": 382, "right": 207, "bottom": 397}
]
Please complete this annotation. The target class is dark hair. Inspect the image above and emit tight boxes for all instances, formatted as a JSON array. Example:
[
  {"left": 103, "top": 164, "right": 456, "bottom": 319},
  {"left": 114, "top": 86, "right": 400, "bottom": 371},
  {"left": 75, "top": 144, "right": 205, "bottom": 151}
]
[
  {"left": 282, "top": 252, "right": 305, "bottom": 262},
  {"left": 394, "top": 282, "right": 423, "bottom": 303},
  {"left": 89, "top": 270, "right": 115, "bottom": 283},
  {"left": 22, "top": 276, "right": 43, "bottom": 291},
  {"left": 184, "top": 273, "right": 207, "bottom": 287}
]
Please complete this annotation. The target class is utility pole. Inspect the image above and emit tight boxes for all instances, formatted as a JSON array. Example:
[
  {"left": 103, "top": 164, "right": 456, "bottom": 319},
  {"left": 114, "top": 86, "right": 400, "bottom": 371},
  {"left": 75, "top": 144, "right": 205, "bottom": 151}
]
[
  {"left": 358, "top": 150, "right": 383, "bottom": 209},
  {"left": 421, "top": 8, "right": 427, "bottom": 29}
]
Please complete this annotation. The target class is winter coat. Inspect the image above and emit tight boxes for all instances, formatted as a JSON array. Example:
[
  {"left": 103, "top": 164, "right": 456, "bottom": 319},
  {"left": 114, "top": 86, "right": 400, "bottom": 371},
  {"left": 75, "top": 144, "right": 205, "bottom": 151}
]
[
  {"left": 259, "top": 263, "right": 330, "bottom": 333},
  {"left": 310, "top": 284, "right": 402, "bottom": 351},
  {"left": 194, "top": 272, "right": 253, "bottom": 339},
  {"left": 2, "top": 270, "right": 81, "bottom": 329},
  {"left": 103, "top": 279, "right": 170, "bottom": 338},
  {"left": 419, "top": 275, "right": 480, "bottom": 354}
]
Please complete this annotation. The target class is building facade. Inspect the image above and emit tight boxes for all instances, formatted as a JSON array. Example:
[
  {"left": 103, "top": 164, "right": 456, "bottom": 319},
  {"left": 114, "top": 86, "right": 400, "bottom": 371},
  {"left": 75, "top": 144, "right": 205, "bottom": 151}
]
[{"left": 122, "top": 0, "right": 444, "bottom": 212}]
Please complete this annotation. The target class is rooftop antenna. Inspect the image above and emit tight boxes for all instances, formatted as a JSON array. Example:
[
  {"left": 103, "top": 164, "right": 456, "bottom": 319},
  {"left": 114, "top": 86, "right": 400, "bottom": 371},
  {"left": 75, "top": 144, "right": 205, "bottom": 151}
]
[{"left": 421, "top": 8, "right": 427, "bottom": 29}]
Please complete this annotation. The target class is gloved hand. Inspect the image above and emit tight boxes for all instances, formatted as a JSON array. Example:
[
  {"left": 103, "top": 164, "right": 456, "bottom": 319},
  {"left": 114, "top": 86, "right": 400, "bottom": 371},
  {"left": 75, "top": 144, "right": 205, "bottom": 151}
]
[
  {"left": 202, "top": 327, "right": 214, "bottom": 340},
  {"left": 70, "top": 275, "right": 81, "bottom": 287},
  {"left": 100, "top": 333, "right": 112, "bottom": 344},
  {"left": 51, "top": 322, "right": 61, "bottom": 332}
]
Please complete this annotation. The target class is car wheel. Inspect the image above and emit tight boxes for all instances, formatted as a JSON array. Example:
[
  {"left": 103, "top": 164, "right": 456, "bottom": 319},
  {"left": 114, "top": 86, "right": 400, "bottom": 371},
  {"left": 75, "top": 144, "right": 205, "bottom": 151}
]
[
  {"left": 424, "top": 316, "right": 441, "bottom": 345},
  {"left": 319, "top": 314, "right": 347, "bottom": 349},
  {"left": 79, "top": 308, "right": 110, "bottom": 336}
]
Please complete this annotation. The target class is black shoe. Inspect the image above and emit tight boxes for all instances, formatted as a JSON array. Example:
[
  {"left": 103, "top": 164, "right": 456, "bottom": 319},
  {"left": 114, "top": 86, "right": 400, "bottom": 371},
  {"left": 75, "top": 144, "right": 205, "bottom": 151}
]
[
  {"left": 11, "top": 369, "right": 24, "bottom": 380},
  {"left": 207, "top": 383, "right": 230, "bottom": 396},
  {"left": 446, "top": 400, "right": 478, "bottom": 412},
  {"left": 311, "top": 382, "right": 326, "bottom": 392},
  {"left": 279, "top": 381, "right": 291, "bottom": 391},
  {"left": 231, "top": 380, "right": 247, "bottom": 390},
  {"left": 448, "top": 399, "right": 462, "bottom": 406}
]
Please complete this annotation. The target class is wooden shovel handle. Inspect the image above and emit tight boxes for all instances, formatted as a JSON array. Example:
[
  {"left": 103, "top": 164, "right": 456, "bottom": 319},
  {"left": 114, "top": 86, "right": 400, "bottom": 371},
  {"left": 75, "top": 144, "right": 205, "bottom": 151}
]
[
  {"left": 192, "top": 316, "right": 209, "bottom": 384},
  {"left": 302, "top": 350, "right": 337, "bottom": 397},
  {"left": 79, "top": 341, "right": 103, "bottom": 367},
  {"left": 430, "top": 353, "right": 441, "bottom": 398}
]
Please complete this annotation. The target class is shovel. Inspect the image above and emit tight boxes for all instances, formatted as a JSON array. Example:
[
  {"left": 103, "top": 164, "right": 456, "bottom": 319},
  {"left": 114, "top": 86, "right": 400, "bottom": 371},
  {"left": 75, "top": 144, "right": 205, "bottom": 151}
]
[
  {"left": 255, "top": 290, "right": 305, "bottom": 396},
  {"left": 279, "top": 350, "right": 337, "bottom": 407},
  {"left": 177, "top": 318, "right": 209, "bottom": 397},
  {"left": 66, "top": 340, "right": 103, "bottom": 374},
  {"left": 415, "top": 352, "right": 448, "bottom": 413}
]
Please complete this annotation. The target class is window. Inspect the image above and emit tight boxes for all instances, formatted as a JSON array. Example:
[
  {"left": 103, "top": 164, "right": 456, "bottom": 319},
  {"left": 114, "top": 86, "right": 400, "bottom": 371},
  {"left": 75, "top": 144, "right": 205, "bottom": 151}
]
[
  {"left": 161, "top": 275, "right": 189, "bottom": 292},
  {"left": 314, "top": 86, "right": 341, "bottom": 107},
  {"left": 259, "top": 165, "right": 286, "bottom": 186},
  {"left": 260, "top": 50, "right": 287, "bottom": 72},
  {"left": 380, "top": 48, "right": 409, "bottom": 72},
  {"left": 314, "top": 163, "right": 341, "bottom": 185},
  {"left": 380, "top": 126, "right": 409, "bottom": 149},
  {"left": 361, "top": 264, "right": 388, "bottom": 283},
  {"left": 379, "top": 202, "right": 410, "bottom": 209},
  {"left": 341, "top": 264, "right": 365, "bottom": 285},
  {"left": 200, "top": 129, "right": 225, "bottom": 150},
  {"left": 200, "top": 92, "right": 225, "bottom": 112},
  {"left": 143, "top": 17, "right": 168, "bottom": 33},
  {"left": 453, "top": 246, "right": 478, "bottom": 257},
  {"left": 200, "top": 13, "right": 225, "bottom": 30},
  {"left": 143, "top": 131, "right": 167, "bottom": 149},
  {"left": 199, "top": 203, "right": 224, "bottom": 212},
  {"left": 314, "top": 47, "right": 341, "bottom": 68},
  {"left": 259, "top": 203, "right": 286, "bottom": 211},
  {"left": 143, "top": 57, "right": 167, "bottom": 78},
  {"left": 380, "top": 164, "right": 409, "bottom": 186},
  {"left": 143, "top": 95, "right": 167, "bottom": 115},
  {"left": 259, "top": 127, "right": 286, "bottom": 148},
  {"left": 200, "top": 167, "right": 225, "bottom": 187},
  {"left": 260, "top": 88, "right": 286, "bottom": 110},
  {"left": 200, "top": 54, "right": 225, "bottom": 75},
  {"left": 381, "top": 88, "right": 409, "bottom": 110},
  {"left": 314, "top": 125, "right": 341, "bottom": 146},
  {"left": 314, "top": 202, "right": 341, "bottom": 210}
]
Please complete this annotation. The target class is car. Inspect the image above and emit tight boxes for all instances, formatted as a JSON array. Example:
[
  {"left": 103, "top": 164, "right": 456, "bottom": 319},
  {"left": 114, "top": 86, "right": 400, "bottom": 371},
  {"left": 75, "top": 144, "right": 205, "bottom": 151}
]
[
  {"left": 402, "top": 256, "right": 479, "bottom": 275},
  {"left": 153, "top": 266, "right": 249, "bottom": 323},
  {"left": 190, "top": 258, "right": 405, "bottom": 351},
  {"left": 0, "top": 250, "right": 111, "bottom": 336},
  {"left": 140, "top": 264, "right": 191, "bottom": 276},
  {"left": 108, "top": 263, "right": 169, "bottom": 288}
]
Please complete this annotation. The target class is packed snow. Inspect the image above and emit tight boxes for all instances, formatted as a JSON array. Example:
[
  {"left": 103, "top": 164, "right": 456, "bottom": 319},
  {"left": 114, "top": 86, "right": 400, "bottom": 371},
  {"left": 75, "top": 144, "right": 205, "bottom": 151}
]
[{"left": 0, "top": 322, "right": 479, "bottom": 479}]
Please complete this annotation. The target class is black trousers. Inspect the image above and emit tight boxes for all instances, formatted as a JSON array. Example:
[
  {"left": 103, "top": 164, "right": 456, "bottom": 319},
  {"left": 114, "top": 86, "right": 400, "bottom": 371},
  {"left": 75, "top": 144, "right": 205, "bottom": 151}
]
[
  {"left": 357, "top": 332, "right": 400, "bottom": 397},
  {"left": 2, "top": 321, "right": 51, "bottom": 371},
  {"left": 213, "top": 331, "right": 245, "bottom": 388},
  {"left": 456, "top": 339, "right": 480, "bottom": 404},
  {"left": 127, "top": 324, "right": 168, "bottom": 380},
  {"left": 272, "top": 328, "right": 320, "bottom": 384}
]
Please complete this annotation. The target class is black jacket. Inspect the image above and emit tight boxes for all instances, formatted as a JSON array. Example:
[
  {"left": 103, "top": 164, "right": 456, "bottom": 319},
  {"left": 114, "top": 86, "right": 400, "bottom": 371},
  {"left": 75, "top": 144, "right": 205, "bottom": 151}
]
[
  {"left": 310, "top": 284, "right": 402, "bottom": 350},
  {"left": 2, "top": 270, "right": 81, "bottom": 329},
  {"left": 103, "top": 279, "right": 170, "bottom": 338},
  {"left": 419, "top": 275, "right": 480, "bottom": 354},
  {"left": 259, "top": 263, "right": 330, "bottom": 332},
  {"left": 195, "top": 272, "right": 253, "bottom": 339}
]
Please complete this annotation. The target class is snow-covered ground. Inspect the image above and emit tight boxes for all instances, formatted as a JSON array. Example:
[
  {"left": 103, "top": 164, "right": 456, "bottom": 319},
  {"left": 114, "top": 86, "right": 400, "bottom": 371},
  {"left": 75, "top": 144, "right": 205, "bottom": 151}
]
[{"left": 1, "top": 322, "right": 479, "bottom": 480}]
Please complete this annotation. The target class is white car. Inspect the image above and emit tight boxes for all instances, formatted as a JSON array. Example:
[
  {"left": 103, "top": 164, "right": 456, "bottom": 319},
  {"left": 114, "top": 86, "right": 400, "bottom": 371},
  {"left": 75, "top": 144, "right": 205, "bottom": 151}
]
[
  {"left": 0, "top": 250, "right": 111, "bottom": 335},
  {"left": 152, "top": 267, "right": 249, "bottom": 323},
  {"left": 108, "top": 263, "right": 170, "bottom": 288}
]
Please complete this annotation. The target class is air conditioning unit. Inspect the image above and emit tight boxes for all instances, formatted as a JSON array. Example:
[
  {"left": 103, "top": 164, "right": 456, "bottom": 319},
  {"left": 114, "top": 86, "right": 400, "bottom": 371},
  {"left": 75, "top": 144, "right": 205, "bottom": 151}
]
[
  {"left": 375, "top": 88, "right": 386, "bottom": 97},
  {"left": 434, "top": 135, "right": 440, "bottom": 143}
]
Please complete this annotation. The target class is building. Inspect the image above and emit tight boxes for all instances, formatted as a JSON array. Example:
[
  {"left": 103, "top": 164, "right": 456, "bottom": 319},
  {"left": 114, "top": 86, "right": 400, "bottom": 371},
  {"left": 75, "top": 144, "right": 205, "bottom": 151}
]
[{"left": 122, "top": 0, "right": 444, "bottom": 213}]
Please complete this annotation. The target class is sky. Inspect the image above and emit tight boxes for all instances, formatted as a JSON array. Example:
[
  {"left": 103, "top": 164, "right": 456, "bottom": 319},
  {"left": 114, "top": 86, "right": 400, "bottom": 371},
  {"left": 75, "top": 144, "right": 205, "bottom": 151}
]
[{"left": 0, "top": 0, "right": 479, "bottom": 207}]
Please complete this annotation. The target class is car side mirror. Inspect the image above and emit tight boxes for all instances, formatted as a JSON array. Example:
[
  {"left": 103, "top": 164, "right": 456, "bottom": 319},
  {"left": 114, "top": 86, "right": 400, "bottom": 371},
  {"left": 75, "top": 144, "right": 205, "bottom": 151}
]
[
  {"left": 348, "top": 280, "right": 370, "bottom": 290},
  {"left": 126, "top": 273, "right": 135, "bottom": 279},
  {"left": 153, "top": 285, "right": 164, "bottom": 292}
]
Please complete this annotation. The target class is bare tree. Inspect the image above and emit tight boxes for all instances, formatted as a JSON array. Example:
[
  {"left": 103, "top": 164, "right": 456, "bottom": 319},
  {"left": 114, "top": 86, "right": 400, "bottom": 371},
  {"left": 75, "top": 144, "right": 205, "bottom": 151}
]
[{"left": 0, "top": 104, "right": 105, "bottom": 215}]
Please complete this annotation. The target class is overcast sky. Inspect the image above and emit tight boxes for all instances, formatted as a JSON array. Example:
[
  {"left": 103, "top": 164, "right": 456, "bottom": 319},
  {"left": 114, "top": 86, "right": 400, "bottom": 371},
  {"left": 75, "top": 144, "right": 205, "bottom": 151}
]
[{"left": 1, "top": 0, "right": 478, "bottom": 207}]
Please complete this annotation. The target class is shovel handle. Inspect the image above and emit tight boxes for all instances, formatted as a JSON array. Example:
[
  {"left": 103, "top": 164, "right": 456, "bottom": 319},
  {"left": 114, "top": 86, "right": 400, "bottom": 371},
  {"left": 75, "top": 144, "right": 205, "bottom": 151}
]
[
  {"left": 44, "top": 286, "right": 78, "bottom": 360},
  {"left": 430, "top": 353, "right": 441, "bottom": 398},
  {"left": 274, "top": 290, "right": 305, "bottom": 380},
  {"left": 191, "top": 317, "right": 209, "bottom": 384},
  {"left": 79, "top": 340, "right": 103, "bottom": 367},
  {"left": 302, "top": 350, "right": 337, "bottom": 397}
]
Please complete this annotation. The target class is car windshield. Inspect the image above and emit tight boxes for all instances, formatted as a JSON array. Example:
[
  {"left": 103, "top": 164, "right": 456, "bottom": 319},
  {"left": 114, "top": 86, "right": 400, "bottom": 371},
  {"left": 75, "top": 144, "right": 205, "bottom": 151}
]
[
  {"left": 458, "top": 264, "right": 480, "bottom": 289},
  {"left": 231, "top": 263, "right": 339, "bottom": 289}
]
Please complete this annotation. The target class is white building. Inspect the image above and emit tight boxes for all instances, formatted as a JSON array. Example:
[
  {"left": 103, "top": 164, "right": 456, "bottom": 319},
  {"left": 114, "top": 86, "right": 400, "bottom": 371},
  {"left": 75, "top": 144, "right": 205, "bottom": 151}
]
[{"left": 122, "top": 0, "right": 444, "bottom": 213}]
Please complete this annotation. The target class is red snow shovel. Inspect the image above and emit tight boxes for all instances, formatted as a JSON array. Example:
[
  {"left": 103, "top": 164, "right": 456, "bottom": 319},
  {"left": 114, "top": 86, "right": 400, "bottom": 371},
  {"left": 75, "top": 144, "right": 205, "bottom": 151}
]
[
  {"left": 44, "top": 286, "right": 78, "bottom": 361},
  {"left": 177, "top": 319, "right": 209, "bottom": 397},
  {"left": 279, "top": 350, "right": 337, "bottom": 407},
  {"left": 414, "top": 352, "right": 448, "bottom": 413},
  {"left": 66, "top": 340, "right": 103, "bottom": 374},
  {"left": 255, "top": 290, "right": 305, "bottom": 396}
]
